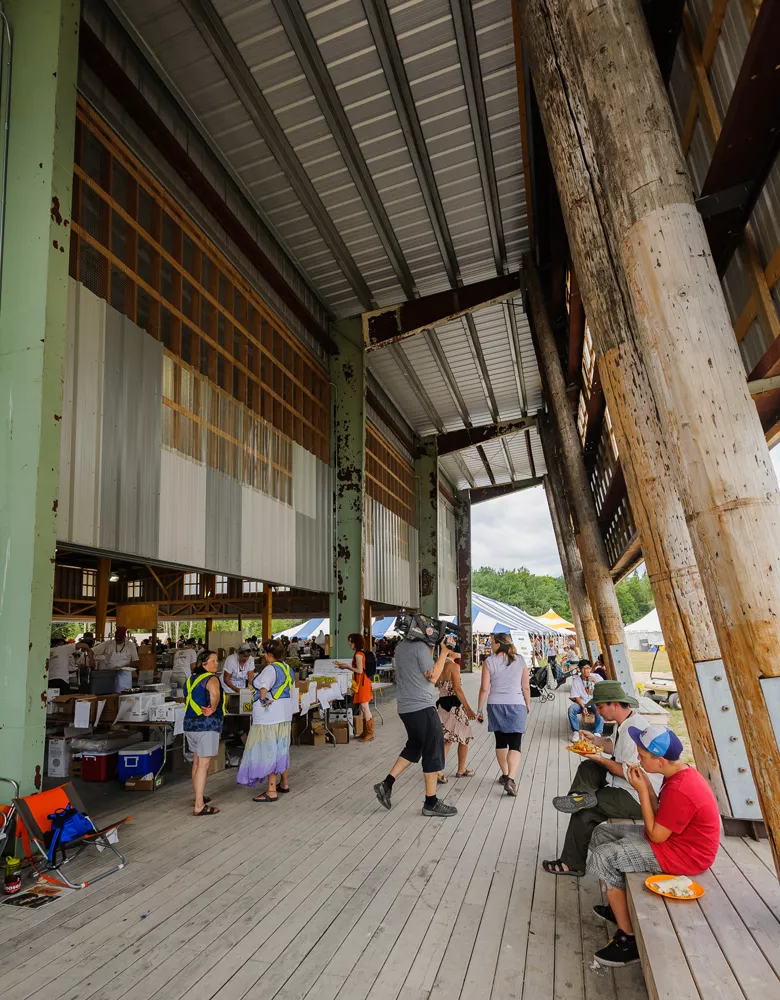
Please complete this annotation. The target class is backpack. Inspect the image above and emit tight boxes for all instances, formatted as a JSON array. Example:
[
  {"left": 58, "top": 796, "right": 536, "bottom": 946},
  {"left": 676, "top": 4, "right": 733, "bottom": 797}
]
[{"left": 46, "top": 806, "right": 94, "bottom": 862}]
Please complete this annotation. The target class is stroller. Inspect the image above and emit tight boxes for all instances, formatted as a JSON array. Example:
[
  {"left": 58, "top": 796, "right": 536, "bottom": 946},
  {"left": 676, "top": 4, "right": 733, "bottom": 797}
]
[{"left": 529, "top": 664, "right": 556, "bottom": 702}]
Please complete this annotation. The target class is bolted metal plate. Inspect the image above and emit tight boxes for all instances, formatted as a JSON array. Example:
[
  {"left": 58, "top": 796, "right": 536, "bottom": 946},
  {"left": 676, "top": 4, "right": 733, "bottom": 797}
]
[
  {"left": 588, "top": 640, "right": 600, "bottom": 662},
  {"left": 759, "top": 675, "right": 780, "bottom": 752},
  {"left": 609, "top": 643, "right": 639, "bottom": 700},
  {"left": 696, "top": 659, "right": 761, "bottom": 821}
]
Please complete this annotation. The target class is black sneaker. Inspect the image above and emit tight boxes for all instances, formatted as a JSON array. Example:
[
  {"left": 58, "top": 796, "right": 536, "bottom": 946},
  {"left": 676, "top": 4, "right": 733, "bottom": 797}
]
[
  {"left": 552, "top": 791, "right": 598, "bottom": 813},
  {"left": 593, "top": 904, "right": 616, "bottom": 925},
  {"left": 374, "top": 781, "right": 392, "bottom": 810},
  {"left": 498, "top": 774, "right": 509, "bottom": 786},
  {"left": 422, "top": 800, "right": 458, "bottom": 817},
  {"left": 594, "top": 932, "right": 640, "bottom": 967}
]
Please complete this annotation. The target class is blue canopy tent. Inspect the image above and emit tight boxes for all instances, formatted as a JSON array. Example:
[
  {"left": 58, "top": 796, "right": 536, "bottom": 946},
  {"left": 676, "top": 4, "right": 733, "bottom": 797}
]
[{"left": 276, "top": 595, "right": 557, "bottom": 641}]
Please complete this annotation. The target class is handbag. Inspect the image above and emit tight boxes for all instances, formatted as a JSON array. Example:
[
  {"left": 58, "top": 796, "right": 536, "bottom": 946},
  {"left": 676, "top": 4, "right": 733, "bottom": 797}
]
[{"left": 437, "top": 694, "right": 460, "bottom": 712}]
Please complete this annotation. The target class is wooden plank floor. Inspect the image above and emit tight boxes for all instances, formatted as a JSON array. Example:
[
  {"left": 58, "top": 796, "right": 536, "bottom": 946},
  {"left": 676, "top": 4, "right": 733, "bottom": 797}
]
[{"left": 0, "top": 681, "right": 654, "bottom": 1000}]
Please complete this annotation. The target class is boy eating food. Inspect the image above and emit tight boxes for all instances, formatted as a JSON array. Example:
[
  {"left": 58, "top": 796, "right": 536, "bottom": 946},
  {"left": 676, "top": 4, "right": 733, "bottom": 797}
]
[{"left": 587, "top": 725, "right": 721, "bottom": 968}]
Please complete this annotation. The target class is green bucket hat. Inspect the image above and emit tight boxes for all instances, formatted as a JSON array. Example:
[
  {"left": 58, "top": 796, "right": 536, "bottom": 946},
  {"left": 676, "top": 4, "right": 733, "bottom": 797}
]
[{"left": 587, "top": 679, "right": 638, "bottom": 709}]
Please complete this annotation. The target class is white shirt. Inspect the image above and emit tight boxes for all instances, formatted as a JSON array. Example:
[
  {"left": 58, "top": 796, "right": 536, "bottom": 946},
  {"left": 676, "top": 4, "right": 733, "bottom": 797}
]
[
  {"left": 48, "top": 645, "right": 74, "bottom": 683},
  {"left": 251, "top": 664, "right": 294, "bottom": 725},
  {"left": 222, "top": 653, "right": 254, "bottom": 692},
  {"left": 569, "top": 675, "right": 594, "bottom": 703},
  {"left": 172, "top": 647, "right": 197, "bottom": 677},
  {"left": 607, "top": 711, "right": 664, "bottom": 800},
  {"left": 93, "top": 639, "right": 139, "bottom": 669},
  {"left": 288, "top": 641, "right": 300, "bottom": 657}
]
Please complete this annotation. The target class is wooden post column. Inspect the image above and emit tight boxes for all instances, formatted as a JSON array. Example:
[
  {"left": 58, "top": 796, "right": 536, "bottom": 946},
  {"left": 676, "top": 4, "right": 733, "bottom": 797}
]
[
  {"left": 539, "top": 418, "right": 601, "bottom": 662},
  {"left": 536, "top": 0, "right": 780, "bottom": 861},
  {"left": 543, "top": 474, "right": 591, "bottom": 662},
  {"left": 95, "top": 558, "right": 111, "bottom": 641},
  {"left": 416, "top": 437, "right": 439, "bottom": 618},
  {"left": 455, "top": 489, "right": 473, "bottom": 672},
  {"left": 261, "top": 584, "right": 272, "bottom": 643},
  {"left": 527, "top": 264, "right": 636, "bottom": 696},
  {"left": 516, "top": 1, "right": 733, "bottom": 816}
]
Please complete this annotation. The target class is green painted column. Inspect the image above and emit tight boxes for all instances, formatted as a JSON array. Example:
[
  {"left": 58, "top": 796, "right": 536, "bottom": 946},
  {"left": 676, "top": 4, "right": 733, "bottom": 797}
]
[
  {"left": 416, "top": 437, "right": 438, "bottom": 617},
  {"left": 455, "top": 489, "right": 472, "bottom": 671},
  {"left": 0, "top": 0, "right": 79, "bottom": 794},
  {"left": 329, "top": 318, "right": 365, "bottom": 658}
]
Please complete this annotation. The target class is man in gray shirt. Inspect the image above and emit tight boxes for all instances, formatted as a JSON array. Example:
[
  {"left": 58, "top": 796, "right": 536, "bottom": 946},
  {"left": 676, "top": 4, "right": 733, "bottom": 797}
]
[{"left": 374, "top": 636, "right": 457, "bottom": 818}]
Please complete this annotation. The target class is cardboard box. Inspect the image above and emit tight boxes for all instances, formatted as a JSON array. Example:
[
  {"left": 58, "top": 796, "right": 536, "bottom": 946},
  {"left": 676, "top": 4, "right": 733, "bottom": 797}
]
[
  {"left": 331, "top": 721, "right": 350, "bottom": 745},
  {"left": 299, "top": 721, "right": 328, "bottom": 746},
  {"left": 149, "top": 702, "right": 184, "bottom": 724},
  {"left": 117, "top": 692, "right": 164, "bottom": 722},
  {"left": 69, "top": 755, "right": 83, "bottom": 778},
  {"left": 124, "top": 774, "right": 165, "bottom": 792},
  {"left": 171, "top": 741, "right": 225, "bottom": 774},
  {"left": 99, "top": 695, "right": 120, "bottom": 722}
]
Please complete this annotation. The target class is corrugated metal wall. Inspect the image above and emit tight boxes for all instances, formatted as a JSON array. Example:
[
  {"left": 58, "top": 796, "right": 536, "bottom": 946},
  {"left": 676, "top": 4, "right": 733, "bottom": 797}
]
[
  {"left": 438, "top": 492, "right": 458, "bottom": 615},
  {"left": 59, "top": 279, "right": 331, "bottom": 591},
  {"left": 364, "top": 496, "right": 419, "bottom": 609}
]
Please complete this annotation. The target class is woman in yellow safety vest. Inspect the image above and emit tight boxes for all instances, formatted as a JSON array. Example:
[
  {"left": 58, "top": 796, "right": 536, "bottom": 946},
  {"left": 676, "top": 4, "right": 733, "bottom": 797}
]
[
  {"left": 183, "top": 649, "right": 225, "bottom": 816},
  {"left": 236, "top": 638, "right": 295, "bottom": 802}
]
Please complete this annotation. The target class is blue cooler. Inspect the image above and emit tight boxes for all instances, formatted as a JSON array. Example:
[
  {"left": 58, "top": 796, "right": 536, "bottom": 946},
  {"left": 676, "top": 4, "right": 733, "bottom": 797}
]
[{"left": 118, "top": 742, "right": 163, "bottom": 781}]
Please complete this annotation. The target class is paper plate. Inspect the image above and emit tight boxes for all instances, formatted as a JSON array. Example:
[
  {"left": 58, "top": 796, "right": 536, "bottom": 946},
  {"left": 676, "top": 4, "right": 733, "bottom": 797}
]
[
  {"left": 566, "top": 744, "right": 601, "bottom": 757},
  {"left": 645, "top": 874, "right": 704, "bottom": 900}
]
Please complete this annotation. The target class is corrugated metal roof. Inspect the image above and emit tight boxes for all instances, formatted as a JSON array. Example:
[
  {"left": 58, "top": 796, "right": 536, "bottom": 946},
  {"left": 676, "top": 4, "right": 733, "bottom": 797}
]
[{"left": 114, "top": 0, "right": 534, "bottom": 489}]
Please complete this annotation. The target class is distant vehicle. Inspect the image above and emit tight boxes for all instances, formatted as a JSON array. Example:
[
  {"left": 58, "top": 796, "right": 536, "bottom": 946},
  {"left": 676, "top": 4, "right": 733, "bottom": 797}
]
[{"left": 641, "top": 644, "right": 680, "bottom": 710}]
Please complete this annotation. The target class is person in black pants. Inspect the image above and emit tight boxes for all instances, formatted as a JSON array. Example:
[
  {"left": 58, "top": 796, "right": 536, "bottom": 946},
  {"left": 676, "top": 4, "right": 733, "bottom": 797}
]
[{"left": 374, "top": 636, "right": 457, "bottom": 817}]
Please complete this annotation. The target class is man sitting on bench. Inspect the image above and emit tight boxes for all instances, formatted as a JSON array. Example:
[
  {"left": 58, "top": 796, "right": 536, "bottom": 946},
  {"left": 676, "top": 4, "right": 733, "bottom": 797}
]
[
  {"left": 587, "top": 724, "right": 721, "bottom": 968},
  {"left": 542, "top": 680, "right": 662, "bottom": 877}
]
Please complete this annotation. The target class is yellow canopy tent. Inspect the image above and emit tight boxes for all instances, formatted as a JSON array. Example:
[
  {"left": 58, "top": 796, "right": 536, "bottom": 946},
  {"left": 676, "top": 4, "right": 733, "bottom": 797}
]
[{"left": 536, "top": 608, "right": 575, "bottom": 631}]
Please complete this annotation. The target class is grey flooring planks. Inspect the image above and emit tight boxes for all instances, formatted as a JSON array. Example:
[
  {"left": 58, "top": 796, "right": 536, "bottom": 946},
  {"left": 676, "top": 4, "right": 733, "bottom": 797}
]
[{"left": 13, "top": 681, "right": 775, "bottom": 1000}]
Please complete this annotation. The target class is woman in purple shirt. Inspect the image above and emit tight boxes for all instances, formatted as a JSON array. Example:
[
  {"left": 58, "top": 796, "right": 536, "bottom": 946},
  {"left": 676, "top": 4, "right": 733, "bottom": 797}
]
[{"left": 476, "top": 633, "right": 531, "bottom": 798}]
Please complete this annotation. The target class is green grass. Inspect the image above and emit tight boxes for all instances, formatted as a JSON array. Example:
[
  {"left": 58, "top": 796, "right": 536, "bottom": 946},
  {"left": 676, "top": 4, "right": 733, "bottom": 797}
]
[{"left": 627, "top": 649, "right": 695, "bottom": 765}]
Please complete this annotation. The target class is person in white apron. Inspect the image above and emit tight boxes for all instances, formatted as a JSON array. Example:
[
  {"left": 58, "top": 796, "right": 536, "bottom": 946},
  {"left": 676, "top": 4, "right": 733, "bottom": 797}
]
[{"left": 93, "top": 626, "right": 139, "bottom": 691}]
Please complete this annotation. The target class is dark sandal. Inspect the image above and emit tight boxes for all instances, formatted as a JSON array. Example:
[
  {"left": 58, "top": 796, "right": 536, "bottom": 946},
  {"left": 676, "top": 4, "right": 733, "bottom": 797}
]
[
  {"left": 277, "top": 786, "right": 290, "bottom": 793},
  {"left": 193, "top": 804, "right": 219, "bottom": 816},
  {"left": 437, "top": 774, "right": 449, "bottom": 784},
  {"left": 456, "top": 769, "right": 475, "bottom": 777},
  {"left": 253, "top": 792, "right": 279, "bottom": 803},
  {"left": 542, "top": 859, "right": 583, "bottom": 876},
  {"left": 192, "top": 796, "right": 211, "bottom": 806}
]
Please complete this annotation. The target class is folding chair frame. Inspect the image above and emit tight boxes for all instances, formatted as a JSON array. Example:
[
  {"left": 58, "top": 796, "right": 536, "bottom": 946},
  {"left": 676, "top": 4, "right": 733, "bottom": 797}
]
[
  {"left": 14, "top": 782, "right": 131, "bottom": 890},
  {"left": 0, "top": 777, "right": 19, "bottom": 854}
]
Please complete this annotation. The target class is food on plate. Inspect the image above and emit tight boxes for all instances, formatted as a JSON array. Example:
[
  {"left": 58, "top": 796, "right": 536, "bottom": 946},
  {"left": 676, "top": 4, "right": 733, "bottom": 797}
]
[{"left": 658, "top": 876, "right": 695, "bottom": 898}]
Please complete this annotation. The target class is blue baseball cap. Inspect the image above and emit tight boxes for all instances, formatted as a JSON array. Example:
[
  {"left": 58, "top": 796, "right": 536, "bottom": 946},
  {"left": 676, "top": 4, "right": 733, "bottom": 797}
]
[{"left": 628, "top": 725, "right": 683, "bottom": 761}]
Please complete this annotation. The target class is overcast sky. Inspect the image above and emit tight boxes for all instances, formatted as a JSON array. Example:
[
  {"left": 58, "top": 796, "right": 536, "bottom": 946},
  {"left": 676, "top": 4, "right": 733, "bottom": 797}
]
[{"left": 472, "top": 445, "right": 780, "bottom": 576}]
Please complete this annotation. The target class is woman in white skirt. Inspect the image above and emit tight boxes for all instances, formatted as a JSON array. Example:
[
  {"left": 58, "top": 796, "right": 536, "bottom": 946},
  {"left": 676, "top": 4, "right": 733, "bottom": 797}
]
[
  {"left": 436, "top": 651, "right": 477, "bottom": 782},
  {"left": 236, "top": 639, "right": 294, "bottom": 802}
]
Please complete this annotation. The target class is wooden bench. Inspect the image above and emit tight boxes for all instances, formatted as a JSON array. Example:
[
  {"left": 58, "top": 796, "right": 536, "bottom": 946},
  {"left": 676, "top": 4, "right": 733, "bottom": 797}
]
[{"left": 624, "top": 839, "right": 780, "bottom": 1000}]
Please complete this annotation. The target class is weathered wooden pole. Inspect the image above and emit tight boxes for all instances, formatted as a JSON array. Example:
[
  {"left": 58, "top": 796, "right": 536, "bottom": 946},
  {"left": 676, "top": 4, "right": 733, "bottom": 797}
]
[
  {"left": 516, "top": 1, "right": 732, "bottom": 815},
  {"left": 543, "top": 470, "right": 597, "bottom": 661},
  {"left": 533, "top": 0, "right": 780, "bottom": 861},
  {"left": 527, "top": 265, "right": 636, "bottom": 694}
]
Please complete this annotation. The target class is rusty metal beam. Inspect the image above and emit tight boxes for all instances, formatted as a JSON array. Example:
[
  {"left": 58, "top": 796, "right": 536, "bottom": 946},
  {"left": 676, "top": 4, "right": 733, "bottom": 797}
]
[
  {"left": 363, "top": 273, "right": 522, "bottom": 349},
  {"left": 698, "top": 0, "right": 780, "bottom": 275},
  {"left": 470, "top": 477, "right": 543, "bottom": 505},
  {"left": 436, "top": 415, "right": 536, "bottom": 456}
]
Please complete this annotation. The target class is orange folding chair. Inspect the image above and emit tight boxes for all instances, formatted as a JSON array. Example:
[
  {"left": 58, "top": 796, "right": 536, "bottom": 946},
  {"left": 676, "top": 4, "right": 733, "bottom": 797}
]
[
  {"left": 0, "top": 777, "right": 19, "bottom": 855},
  {"left": 13, "top": 783, "right": 131, "bottom": 889}
]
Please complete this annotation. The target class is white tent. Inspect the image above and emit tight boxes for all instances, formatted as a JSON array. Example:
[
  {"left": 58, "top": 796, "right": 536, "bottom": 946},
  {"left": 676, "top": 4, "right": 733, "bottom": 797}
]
[{"left": 624, "top": 607, "right": 663, "bottom": 650}]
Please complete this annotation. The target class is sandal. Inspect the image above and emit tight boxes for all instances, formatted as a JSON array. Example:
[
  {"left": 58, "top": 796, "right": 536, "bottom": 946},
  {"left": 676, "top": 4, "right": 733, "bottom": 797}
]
[
  {"left": 498, "top": 774, "right": 509, "bottom": 786},
  {"left": 253, "top": 792, "right": 279, "bottom": 803},
  {"left": 278, "top": 786, "right": 290, "bottom": 793},
  {"left": 193, "top": 804, "right": 220, "bottom": 816},
  {"left": 542, "top": 859, "right": 583, "bottom": 876},
  {"left": 437, "top": 774, "right": 449, "bottom": 784},
  {"left": 192, "top": 796, "right": 211, "bottom": 806},
  {"left": 456, "top": 769, "right": 475, "bottom": 777},
  {"left": 504, "top": 778, "right": 518, "bottom": 796}
]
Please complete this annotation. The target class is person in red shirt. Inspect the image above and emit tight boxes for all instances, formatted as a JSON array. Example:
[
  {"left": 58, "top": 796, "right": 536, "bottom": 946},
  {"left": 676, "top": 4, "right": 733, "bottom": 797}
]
[{"left": 586, "top": 724, "right": 721, "bottom": 968}]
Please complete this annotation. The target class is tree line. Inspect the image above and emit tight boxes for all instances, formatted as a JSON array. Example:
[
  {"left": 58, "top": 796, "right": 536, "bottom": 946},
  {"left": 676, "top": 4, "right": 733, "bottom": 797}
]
[{"left": 472, "top": 566, "right": 654, "bottom": 626}]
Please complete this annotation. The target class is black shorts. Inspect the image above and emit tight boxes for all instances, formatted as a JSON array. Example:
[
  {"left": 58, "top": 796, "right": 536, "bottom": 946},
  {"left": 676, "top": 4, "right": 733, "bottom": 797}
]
[{"left": 399, "top": 707, "right": 445, "bottom": 773}]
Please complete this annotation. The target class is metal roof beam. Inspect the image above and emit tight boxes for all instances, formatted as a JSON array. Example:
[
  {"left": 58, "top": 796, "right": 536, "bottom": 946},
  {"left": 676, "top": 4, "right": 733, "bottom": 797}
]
[
  {"left": 272, "top": 0, "right": 417, "bottom": 302},
  {"left": 449, "top": 0, "right": 507, "bottom": 274},
  {"left": 180, "top": 0, "right": 374, "bottom": 311},
  {"left": 470, "top": 478, "right": 543, "bottom": 505},
  {"left": 476, "top": 445, "right": 497, "bottom": 486},
  {"left": 698, "top": 0, "right": 780, "bottom": 275},
  {"left": 364, "top": 273, "right": 522, "bottom": 349},
  {"left": 78, "top": 19, "right": 337, "bottom": 355},
  {"left": 437, "top": 415, "right": 536, "bottom": 456},
  {"left": 362, "top": 0, "right": 461, "bottom": 288}
]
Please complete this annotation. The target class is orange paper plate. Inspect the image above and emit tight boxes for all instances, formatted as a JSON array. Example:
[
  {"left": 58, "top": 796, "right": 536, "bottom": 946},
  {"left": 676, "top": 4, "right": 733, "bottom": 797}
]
[
  {"left": 566, "top": 744, "right": 601, "bottom": 757},
  {"left": 645, "top": 875, "right": 704, "bottom": 900}
]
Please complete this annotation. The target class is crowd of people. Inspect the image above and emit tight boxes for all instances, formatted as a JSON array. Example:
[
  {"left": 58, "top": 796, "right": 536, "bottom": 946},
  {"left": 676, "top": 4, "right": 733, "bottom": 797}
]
[{"left": 50, "top": 620, "right": 722, "bottom": 972}]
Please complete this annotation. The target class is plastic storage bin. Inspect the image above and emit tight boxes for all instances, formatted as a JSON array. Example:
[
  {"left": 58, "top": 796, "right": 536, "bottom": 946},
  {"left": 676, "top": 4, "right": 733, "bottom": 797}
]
[
  {"left": 118, "top": 742, "right": 163, "bottom": 781},
  {"left": 81, "top": 750, "right": 118, "bottom": 782}
]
